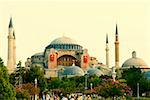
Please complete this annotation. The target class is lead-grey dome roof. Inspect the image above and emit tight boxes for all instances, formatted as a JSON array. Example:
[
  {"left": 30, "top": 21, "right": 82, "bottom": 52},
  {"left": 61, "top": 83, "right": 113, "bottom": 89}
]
[
  {"left": 50, "top": 36, "right": 77, "bottom": 45},
  {"left": 87, "top": 68, "right": 104, "bottom": 76},
  {"left": 122, "top": 51, "right": 148, "bottom": 68},
  {"left": 59, "top": 66, "right": 85, "bottom": 77},
  {"left": 45, "top": 36, "right": 83, "bottom": 50}
]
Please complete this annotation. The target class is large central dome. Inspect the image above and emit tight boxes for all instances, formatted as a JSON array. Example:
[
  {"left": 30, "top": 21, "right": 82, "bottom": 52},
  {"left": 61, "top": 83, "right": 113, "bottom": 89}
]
[
  {"left": 45, "top": 36, "right": 83, "bottom": 50},
  {"left": 50, "top": 36, "right": 77, "bottom": 45}
]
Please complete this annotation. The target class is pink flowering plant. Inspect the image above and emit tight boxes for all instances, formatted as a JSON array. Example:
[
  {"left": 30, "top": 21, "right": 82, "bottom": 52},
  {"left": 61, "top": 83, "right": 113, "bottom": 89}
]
[{"left": 94, "top": 78, "right": 131, "bottom": 98}]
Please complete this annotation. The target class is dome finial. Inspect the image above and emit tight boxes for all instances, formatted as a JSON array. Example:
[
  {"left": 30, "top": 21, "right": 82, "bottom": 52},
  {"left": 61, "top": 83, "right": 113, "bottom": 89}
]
[{"left": 132, "top": 51, "right": 136, "bottom": 58}]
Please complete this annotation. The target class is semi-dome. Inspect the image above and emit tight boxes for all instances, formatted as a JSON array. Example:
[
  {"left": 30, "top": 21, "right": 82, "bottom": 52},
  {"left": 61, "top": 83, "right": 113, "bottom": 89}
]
[
  {"left": 45, "top": 36, "right": 83, "bottom": 50},
  {"left": 122, "top": 51, "right": 148, "bottom": 69},
  {"left": 59, "top": 65, "right": 85, "bottom": 77},
  {"left": 87, "top": 68, "right": 104, "bottom": 76},
  {"left": 51, "top": 36, "right": 77, "bottom": 45}
]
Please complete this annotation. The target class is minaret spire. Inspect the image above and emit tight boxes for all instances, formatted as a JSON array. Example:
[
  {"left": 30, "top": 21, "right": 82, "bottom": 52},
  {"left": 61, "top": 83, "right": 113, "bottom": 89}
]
[
  {"left": 105, "top": 33, "right": 109, "bottom": 67},
  {"left": 9, "top": 17, "right": 13, "bottom": 28},
  {"left": 115, "top": 24, "right": 119, "bottom": 41},
  {"left": 114, "top": 24, "right": 120, "bottom": 69},
  {"left": 106, "top": 33, "right": 108, "bottom": 44}
]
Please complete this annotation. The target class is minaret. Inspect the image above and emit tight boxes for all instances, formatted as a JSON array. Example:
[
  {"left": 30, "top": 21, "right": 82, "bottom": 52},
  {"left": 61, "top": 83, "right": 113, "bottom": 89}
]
[
  {"left": 7, "top": 17, "right": 15, "bottom": 73},
  {"left": 105, "top": 34, "right": 109, "bottom": 67},
  {"left": 114, "top": 24, "right": 120, "bottom": 69},
  {"left": 13, "top": 31, "right": 16, "bottom": 65}
]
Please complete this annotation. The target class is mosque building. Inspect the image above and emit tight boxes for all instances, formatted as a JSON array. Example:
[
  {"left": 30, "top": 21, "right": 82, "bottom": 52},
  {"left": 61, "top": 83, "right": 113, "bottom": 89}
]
[
  {"left": 29, "top": 35, "right": 110, "bottom": 77},
  {"left": 7, "top": 18, "right": 150, "bottom": 78}
]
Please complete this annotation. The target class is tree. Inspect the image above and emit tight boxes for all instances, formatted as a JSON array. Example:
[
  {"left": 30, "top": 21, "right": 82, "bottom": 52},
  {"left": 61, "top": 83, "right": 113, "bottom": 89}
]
[
  {"left": 15, "top": 83, "right": 40, "bottom": 99},
  {"left": 27, "top": 65, "right": 47, "bottom": 92},
  {"left": 122, "top": 67, "right": 150, "bottom": 96},
  {"left": 10, "top": 61, "right": 29, "bottom": 85},
  {"left": 94, "top": 78, "right": 131, "bottom": 99},
  {"left": 0, "top": 58, "right": 16, "bottom": 99}
]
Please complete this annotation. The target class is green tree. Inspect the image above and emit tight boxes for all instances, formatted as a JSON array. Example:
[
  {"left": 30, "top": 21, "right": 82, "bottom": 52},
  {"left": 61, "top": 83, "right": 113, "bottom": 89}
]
[
  {"left": 10, "top": 61, "right": 29, "bottom": 85},
  {"left": 0, "top": 58, "right": 16, "bottom": 99},
  {"left": 122, "top": 67, "right": 150, "bottom": 96},
  {"left": 27, "top": 65, "right": 47, "bottom": 92}
]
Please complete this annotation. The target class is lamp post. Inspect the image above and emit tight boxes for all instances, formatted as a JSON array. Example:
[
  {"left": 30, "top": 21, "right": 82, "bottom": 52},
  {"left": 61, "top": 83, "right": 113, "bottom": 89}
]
[
  {"left": 137, "top": 83, "right": 140, "bottom": 100},
  {"left": 112, "top": 67, "right": 116, "bottom": 82},
  {"left": 90, "top": 83, "right": 93, "bottom": 90},
  {"left": 85, "top": 70, "right": 88, "bottom": 90},
  {"left": 35, "top": 78, "right": 37, "bottom": 100}
]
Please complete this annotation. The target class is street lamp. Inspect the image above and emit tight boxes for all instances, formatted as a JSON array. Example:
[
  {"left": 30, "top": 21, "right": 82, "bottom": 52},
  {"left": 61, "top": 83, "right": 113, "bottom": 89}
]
[
  {"left": 84, "top": 70, "right": 88, "bottom": 90},
  {"left": 112, "top": 67, "right": 116, "bottom": 82},
  {"left": 35, "top": 78, "right": 37, "bottom": 100},
  {"left": 137, "top": 83, "right": 140, "bottom": 100},
  {"left": 90, "top": 83, "right": 93, "bottom": 90}
]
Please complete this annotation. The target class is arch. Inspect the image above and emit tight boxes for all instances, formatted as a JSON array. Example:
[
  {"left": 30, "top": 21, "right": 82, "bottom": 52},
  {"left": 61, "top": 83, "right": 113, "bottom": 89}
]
[{"left": 57, "top": 55, "right": 77, "bottom": 66}]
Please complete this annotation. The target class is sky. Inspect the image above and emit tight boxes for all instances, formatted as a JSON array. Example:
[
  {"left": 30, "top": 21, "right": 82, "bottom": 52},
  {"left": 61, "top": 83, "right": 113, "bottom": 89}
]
[{"left": 0, "top": 0, "right": 150, "bottom": 67}]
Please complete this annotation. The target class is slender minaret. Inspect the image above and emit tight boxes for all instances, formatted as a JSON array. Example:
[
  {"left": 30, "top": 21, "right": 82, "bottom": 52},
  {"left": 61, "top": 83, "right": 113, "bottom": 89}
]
[
  {"left": 7, "top": 17, "right": 15, "bottom": 73},
  {"left": 114, "top": 24, "right": 120, "bottom": 69},
  {"left": 13, "top": 31, "right": 16, "bottom": 65},
  {"left": 105, "top": 34, "right": 109, "bottom": 67}
]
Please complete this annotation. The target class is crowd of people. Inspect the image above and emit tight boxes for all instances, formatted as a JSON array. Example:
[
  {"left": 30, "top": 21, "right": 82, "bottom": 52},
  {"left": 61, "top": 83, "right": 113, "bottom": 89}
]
[{"left": 41, "top": 93, "right": 94, "bottom": 100}]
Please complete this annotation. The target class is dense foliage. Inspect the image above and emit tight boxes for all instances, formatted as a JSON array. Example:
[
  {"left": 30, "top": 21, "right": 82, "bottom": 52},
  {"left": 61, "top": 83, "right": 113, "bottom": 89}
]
[
  {"left": 94, "top": 78, "right": 131, "bottom": 98},
  {"left": 47, "top": 75, "right": 102, "bottom": 94},
  {"left": 122, "top": 67, "right": 150, "bottom": 96},
  {"left": 0, "top": 58, "right": 16, "bottom": 100},
  {"left": 10, "top": 64, "right": 47, "bottom": 92},
  {"left": 15, "top": 83, "right": 40, "bottom": 99}
]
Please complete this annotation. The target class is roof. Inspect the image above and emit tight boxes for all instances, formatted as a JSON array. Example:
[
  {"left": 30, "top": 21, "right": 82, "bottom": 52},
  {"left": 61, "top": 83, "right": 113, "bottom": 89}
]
[
  {"left": 59, "top": 65, "right": 85, "bottom": 77},
  {"left": 87, "top": 68, "right": 104, "bottom": 76},
  {"left": 122, "top": 51, "right": 148, "bottom": 68},
  {"left": 50, "top": 36, "right": 77, "bottom": 45}
]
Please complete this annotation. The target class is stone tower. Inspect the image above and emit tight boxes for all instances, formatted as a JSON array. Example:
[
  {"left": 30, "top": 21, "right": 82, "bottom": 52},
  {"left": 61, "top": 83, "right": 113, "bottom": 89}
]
[
  {"left": 7, "top": 17, "right": 16, "bottom": 73},
  {"left": 105, "top": 34, "right": 109, "bottom": 67},
  {"left": 13, "top": 31, "right": 16, "bottom": 65},
  {"left": 114, "top": 24, "right": 120, "bottom": 69}
]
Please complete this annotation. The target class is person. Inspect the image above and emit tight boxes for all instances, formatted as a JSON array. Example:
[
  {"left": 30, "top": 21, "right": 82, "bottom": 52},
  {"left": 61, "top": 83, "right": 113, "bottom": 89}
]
[
  {"left": 70, "top": 95, "right": 75, "bottom": 100},
  {"left": 76, "top": 95, "right": 82, "bottom": 100},
  {"left": 61, "top": 94, "right": 68, "bottom": 100},
  {"left": 42, "top": 92, "right": 46, "bottom": 100},
  {"left": 85, "top": 95, "right": 92, "bottom": 100},
  {"left": 46, "top": 93, "right": 50, "bottom": 100}
]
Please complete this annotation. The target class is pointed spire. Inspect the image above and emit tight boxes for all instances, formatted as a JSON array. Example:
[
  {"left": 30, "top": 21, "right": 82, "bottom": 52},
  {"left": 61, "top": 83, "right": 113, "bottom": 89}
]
[
  {"left": 115, "top": 24, "right": 118, "bottom": 35},
  {"left": 9, "top": 17, "right": 13, "bottom": 28},
  {"left": 13, "top": 31, "right": 15, "bottom": 39},
  {"left": 106, "top": 34, "right": 108, "bottom": 44}
]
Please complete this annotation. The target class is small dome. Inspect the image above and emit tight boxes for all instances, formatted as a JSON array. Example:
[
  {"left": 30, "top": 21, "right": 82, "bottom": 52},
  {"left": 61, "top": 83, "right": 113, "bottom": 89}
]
[
  {"left": 50, "top": 36, "right": 77, "bottom": 45},
  {"left": 59, "top": 66, "right": 85, "bottom": 77},
  {"left": 122, "top": 51, "right": 148, "bottom": 68},
  {"left": 87, "top": 68, "right": 104, "bottom": 76}
]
